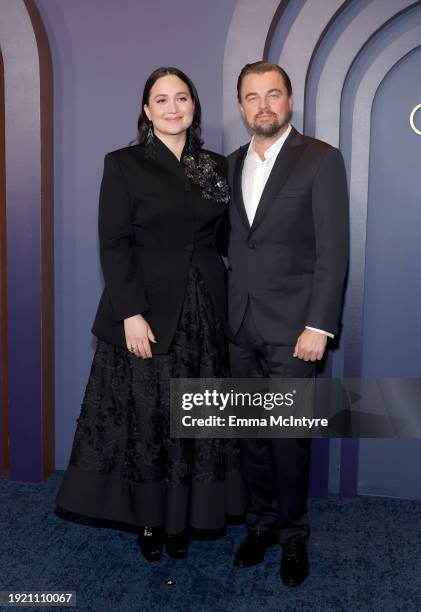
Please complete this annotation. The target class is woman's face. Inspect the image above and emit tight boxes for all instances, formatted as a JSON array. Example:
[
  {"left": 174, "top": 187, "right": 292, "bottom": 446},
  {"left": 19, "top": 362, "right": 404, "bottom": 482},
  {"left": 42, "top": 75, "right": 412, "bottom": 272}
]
[{"left": 144, "top": 74, "right": 195, "bottom": 139}]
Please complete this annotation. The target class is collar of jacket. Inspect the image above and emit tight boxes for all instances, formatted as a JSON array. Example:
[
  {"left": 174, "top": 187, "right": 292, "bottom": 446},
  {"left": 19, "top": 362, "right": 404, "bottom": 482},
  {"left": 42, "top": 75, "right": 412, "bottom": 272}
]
[
  {"left": 134, "top": 134, "right": 191, "bottom": 185},
  {"left": 232, "top": 126, "right": 306, "bottom": 234}
]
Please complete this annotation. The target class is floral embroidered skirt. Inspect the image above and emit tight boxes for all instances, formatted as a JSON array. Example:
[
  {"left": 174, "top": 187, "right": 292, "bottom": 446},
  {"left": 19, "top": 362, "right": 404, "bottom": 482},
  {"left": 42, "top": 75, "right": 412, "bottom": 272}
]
[{"left": 55, "top": 266, "right": 246, "bottom": 533}]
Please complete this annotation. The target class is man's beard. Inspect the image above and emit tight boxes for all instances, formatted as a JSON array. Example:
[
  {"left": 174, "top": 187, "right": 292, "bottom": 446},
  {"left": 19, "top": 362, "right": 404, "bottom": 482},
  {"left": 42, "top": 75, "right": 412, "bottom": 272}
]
[{"left": 250, "top": 111, "right": 291, "bottom": 137}]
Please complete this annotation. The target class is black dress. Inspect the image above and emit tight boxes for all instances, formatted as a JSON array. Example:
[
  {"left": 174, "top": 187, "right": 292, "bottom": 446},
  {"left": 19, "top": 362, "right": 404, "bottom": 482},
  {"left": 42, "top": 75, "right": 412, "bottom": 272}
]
[{"left": 55, "top": 141, "right": 246, "bottom": 533}]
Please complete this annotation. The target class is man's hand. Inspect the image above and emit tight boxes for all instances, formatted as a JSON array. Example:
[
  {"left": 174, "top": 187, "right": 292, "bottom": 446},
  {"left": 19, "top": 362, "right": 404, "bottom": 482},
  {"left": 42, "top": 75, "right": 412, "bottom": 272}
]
[
  {"left": 293, "top": 329, "right": 327, "bottom": 362},
  {"left": 124, "top": 314, "right": 156, "bottom": 359}
]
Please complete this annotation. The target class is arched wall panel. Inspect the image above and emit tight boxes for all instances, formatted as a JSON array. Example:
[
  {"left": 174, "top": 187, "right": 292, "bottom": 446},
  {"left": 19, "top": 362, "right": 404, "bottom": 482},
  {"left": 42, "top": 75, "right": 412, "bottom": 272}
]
[
  {"left": 275, "top": 0, "right": 346, "bottom": 132},
  {"left": 0, "top": 50, "right": 6, "bottom": 475},
  {"left": 342, "top": 19, "right": 421, "bottom": 376},
  {"left": 223, "top": 0, "right": 421, "bottom": 499},
  {"left": 0, "top": 0, "right": 54, "bottom": 481},
  {"left": 316, "top": 2, "right": 421, "bottom": 495},
  {"left": 358, "top": 47, "right": 421, "bottom": 499},
  {"left": 222, "top": 0, "right": 283, "bottom": 152},
  {"left": 310, "top": 0, "right": 418, "bottom": 145}
]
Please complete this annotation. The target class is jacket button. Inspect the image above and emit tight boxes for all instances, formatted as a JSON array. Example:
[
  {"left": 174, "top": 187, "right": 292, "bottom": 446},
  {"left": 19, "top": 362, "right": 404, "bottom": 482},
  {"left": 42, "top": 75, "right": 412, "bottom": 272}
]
[{"left": 247, "top": 241, "right": 255, "bottom": 249}]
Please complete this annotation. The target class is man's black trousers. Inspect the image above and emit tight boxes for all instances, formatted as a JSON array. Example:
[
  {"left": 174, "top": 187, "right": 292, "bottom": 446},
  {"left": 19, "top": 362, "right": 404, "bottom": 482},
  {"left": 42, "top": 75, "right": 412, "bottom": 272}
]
[{"left": 229, "top": 303, "right": 316, "bottom": 544}]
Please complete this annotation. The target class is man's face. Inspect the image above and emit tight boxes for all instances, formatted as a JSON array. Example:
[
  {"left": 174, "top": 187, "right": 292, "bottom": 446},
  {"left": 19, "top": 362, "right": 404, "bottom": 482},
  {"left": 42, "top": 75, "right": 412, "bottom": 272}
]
[{"left": 239, "top": 70, "right": 293, "bottom": 138}]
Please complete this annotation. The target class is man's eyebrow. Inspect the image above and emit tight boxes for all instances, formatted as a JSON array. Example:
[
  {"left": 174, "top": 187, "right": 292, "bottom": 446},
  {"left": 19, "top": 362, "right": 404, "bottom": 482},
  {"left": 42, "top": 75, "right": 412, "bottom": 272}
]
[{"left": 244, "top": 88, "right": 282, "bottom": 99}]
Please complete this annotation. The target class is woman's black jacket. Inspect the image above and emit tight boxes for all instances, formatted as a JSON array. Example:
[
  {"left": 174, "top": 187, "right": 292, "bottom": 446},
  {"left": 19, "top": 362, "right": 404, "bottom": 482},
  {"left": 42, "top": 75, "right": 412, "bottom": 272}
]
[{"left": 91, "top": 138, "right": 230, "bottom": 354}]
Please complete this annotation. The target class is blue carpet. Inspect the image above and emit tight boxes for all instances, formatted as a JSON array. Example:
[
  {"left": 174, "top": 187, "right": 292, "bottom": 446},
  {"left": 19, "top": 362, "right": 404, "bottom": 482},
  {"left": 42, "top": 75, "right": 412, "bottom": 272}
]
[{"left": 1, "top": 472, "right": 420, "bottom": 611}]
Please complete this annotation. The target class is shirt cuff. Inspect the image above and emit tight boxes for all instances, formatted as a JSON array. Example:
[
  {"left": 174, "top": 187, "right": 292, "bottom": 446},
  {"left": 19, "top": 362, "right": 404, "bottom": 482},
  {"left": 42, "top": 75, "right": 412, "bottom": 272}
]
[{"left": 305, "top": 326, "right": 334, "bottom": 339}]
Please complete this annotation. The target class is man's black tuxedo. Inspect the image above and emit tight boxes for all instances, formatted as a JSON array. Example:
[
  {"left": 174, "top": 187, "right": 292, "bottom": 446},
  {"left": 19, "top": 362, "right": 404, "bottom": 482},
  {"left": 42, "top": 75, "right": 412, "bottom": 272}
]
[
  {"left": 228, "top": 126, "right": 349, "bottom": 342},
  {"left": 227, "top": 126, "right": 349, "bottom": 544},
  {"left": 91, "top": 138, "right": 229, "bottom": 353}
]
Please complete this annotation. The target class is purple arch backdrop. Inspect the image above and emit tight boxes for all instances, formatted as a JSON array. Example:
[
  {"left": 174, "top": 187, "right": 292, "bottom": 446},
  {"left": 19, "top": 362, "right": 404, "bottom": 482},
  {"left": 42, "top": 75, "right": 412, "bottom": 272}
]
[
  {"left": 19, "top": 0, "right": 421, "bottom": 500},
  {"left": 223, "top": 0, "right": 421, "bottom": 498},
  {"left": 0, "top": 0, "right": 54, "bottom": 481},
  {"left": 0, "top": 49, "right": 6, "bottom": 475}
]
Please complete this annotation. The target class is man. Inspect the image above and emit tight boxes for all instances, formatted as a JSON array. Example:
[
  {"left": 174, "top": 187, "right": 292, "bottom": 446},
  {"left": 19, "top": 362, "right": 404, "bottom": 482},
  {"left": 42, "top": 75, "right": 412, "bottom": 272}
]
[{"left": 227, "top": 62, "right": 349, "bottom": 586}]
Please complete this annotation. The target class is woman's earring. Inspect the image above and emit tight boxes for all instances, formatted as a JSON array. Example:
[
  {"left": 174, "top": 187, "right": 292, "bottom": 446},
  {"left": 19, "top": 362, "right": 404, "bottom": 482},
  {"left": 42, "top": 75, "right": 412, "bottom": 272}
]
[
  {"left": 145, "top": 122, "right": 156, "bottom": 159},
  {"left": 187, "top": 126, "right": 193, "bottom": 157},
  {"left": 146, "top": 123, "right": 154, "bottom": 147}
]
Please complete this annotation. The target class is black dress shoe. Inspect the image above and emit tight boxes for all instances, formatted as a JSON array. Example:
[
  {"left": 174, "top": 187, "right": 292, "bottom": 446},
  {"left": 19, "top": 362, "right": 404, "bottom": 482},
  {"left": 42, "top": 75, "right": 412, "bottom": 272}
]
[
  {"left": 234, "top": 530, "right": 278, "bottom": 568},
  {"left": 280, "top": 537, "right": 309, "bottom": 586},
  {"left": 165, "top": 531, "right": 189, "bottom": 560},
  {"left": 138, "top": 526, "right": 163, "bottom": 562}
]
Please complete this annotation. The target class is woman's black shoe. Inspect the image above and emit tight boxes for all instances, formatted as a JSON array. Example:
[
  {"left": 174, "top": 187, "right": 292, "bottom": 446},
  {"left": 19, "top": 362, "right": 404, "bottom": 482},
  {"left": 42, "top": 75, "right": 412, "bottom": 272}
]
[
  {"left": 165, "top": 531, "right": 189, "bottom": 559},
  {"left": 138, "top": 526, "right": 163, "bottom": 562}
]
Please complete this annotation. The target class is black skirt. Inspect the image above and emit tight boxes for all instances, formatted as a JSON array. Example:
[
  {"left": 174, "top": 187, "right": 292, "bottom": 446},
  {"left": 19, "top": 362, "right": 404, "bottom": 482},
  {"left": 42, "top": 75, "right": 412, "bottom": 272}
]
[{"left": 55, "top": 266, "right": 246, "bottom": 533}]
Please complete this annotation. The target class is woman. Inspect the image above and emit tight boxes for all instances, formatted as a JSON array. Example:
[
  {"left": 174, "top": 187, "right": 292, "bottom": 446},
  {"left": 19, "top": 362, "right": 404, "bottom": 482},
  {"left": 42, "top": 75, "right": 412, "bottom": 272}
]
[{"left": 55, "top": 67, "right": 246, "bottom": 561}]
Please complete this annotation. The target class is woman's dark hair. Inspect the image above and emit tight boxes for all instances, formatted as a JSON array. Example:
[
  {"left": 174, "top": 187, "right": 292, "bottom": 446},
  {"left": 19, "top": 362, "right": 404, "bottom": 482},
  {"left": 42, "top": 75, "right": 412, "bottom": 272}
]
[{"left": 137, "top": 67, "right": 203, "bottom": 150}]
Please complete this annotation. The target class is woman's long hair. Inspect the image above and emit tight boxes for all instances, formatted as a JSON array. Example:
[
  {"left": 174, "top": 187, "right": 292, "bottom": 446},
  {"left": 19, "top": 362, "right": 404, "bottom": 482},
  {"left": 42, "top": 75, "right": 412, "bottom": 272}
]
[{"left": 137, "top": 67, "right": 203, "bottom": 152}]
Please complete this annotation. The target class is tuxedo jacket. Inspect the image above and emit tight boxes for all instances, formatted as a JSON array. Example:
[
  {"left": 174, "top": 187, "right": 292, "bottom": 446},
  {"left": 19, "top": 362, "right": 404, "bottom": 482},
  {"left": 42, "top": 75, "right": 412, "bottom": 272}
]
[
  {"left": 227, "top": 126, "right": 349, "bottom": 344},
  {"left": 91, "top": 138, "right": 229, "bottom": 354}
]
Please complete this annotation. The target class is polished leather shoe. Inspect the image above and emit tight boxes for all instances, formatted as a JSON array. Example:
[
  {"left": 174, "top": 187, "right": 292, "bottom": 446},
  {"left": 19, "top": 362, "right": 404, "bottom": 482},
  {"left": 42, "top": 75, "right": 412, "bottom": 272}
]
[
  {"left": 234, "top": 530, "right": 278, "bottom": 568},
  {"left": 165, "top": 531, "right": 189, "bottom": 560},
  {"left": 280, "top": 537, "right": 309, "bottom": 586},
  {"left": 138, "top": 526, "right": 163, "bottom": 562}
]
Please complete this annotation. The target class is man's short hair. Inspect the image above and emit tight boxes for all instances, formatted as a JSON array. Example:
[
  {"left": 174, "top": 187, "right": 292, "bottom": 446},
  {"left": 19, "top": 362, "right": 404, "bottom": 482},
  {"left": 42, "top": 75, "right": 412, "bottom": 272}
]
[{"left": 237, "top": 61, "right": 292, "bottom": 101}]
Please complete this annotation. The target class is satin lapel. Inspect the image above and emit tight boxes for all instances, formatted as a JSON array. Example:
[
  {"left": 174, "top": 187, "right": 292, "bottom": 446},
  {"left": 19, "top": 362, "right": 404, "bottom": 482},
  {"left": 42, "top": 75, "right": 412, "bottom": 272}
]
[
  {"left": 250, "top": 128, "right": 306, "bottom": 233},
  {"left": 232, "top": 144, "right": 251, "bottom": 231}
]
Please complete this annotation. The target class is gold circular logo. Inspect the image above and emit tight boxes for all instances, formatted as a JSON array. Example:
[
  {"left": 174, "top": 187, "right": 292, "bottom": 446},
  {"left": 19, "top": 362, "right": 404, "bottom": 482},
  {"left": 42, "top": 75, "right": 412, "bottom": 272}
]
[{"left": 409, "top": 104, "right": 421, "bottom": 136}]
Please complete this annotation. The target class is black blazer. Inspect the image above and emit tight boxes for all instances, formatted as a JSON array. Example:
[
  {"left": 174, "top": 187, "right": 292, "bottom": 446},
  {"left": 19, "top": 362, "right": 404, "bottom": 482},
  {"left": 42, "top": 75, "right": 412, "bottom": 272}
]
[
  {"left": 227, "top": 126, "right": 349, "bottom": 344},
  {"left": 91, "top": 138, "right": 230, "bottom": 354}
]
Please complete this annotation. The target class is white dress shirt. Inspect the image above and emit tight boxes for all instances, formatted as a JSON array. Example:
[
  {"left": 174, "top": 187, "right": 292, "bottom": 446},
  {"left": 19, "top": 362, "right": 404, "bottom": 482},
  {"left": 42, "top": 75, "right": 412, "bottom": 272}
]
[
  {"left": 242, "top": 124, "right": 292, "bottom": 226},
  {"left": 241, "top": 125, "right": 333, "bottom": 339}
]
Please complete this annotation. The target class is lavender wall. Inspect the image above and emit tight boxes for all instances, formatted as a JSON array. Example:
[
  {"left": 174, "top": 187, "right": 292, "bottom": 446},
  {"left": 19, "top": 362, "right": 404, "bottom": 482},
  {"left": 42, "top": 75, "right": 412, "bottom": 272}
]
[{"left": 33, "top": 0, "right": 238, "bottom": 468}]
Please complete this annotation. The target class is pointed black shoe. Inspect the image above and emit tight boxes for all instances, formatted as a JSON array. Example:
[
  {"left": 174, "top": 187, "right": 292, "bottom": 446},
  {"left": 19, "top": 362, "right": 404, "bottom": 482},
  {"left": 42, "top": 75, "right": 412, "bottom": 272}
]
[
  {"left": 165, "top": 531, "right": 189, "bottom": 560},
  {"left": 233, "top": 530, "right": 278, "bottom": 568},
  {"left": 280, "top": 537, "right": 309, "bottom": 587},
  {"left": 138, "top": 526, "right": 163, "bottom": 562}
]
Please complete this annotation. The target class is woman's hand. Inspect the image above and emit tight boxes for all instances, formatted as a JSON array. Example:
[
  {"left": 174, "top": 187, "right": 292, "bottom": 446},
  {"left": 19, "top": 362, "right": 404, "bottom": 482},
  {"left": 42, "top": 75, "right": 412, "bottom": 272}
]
[{"left": 124, "top": 314, "right": 156, "bottom": 359}]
